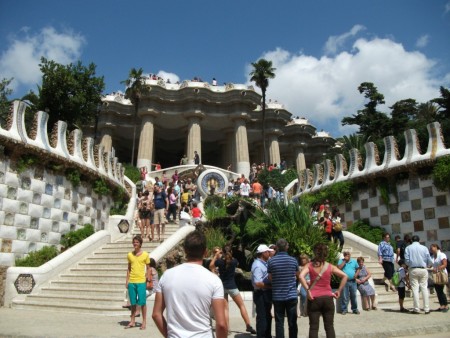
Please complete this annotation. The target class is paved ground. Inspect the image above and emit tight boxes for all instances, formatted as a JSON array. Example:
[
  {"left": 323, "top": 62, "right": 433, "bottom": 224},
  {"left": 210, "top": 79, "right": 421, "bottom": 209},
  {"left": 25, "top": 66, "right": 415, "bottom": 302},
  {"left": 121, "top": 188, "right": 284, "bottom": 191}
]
[{"left": 1, "top": 304, "right": 450, "bottom": 338}]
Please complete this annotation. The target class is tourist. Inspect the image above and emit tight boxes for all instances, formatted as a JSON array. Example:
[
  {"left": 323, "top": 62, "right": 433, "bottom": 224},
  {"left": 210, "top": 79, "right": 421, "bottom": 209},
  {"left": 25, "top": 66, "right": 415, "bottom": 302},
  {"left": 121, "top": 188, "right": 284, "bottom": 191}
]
[
  {"left": 337, "top": 251, "right": 360, "bottom": 314},
  {"left": 152, "top": 162, "right": 162, "bottom": 171},
  {"left": 125, "top": 235, "right": 151, "bottom": 330},
  {"left": 212, "top": 77, "right": 217, "bottom": 86},
  {"left": 319, "top": 210, "right": 333, "bottom": 241},
  {"left": 152, "top": 231, "right": 227, "bottom": 337},
  {"left": 355, "top": 257, "right": 376, "bottom": 311},
  {"left": 377, "top": 232, "right": 396, "bottom": 292},
  {"left": 194, "top": 150, "right": 200, "bottom": 164},
  {"left": 297, "top": 254, "right": 310, "bottom": 317},
  {"left": 161, "top": 170, "right": 168, "bottom": 183},
  {"left": 210, "top": 245, "right": 256, "bottom": 334},
  {"left": 252, "top": 178, "right": 263, "bottom": 206},
  {"left": 404, "top": 235, "right": 433, "bottom": 314},
  {"left": 396, "top": 259, "right": 411, "bottom": 312},
  {"left": 140, "top": 166, "right": 148, "bottom": 186},
  {"left": 191, "top": 201, "right": 202, "bottom": 224},
  {"left": 430, "top": 244, "right": 448, "bottom": 312},
  {"left": 153, "top": 184, "right": 168, "bottom": 242},
  {"left": 180, "top": 154, "right": 188, "bottom": 165},
  {"left": 171, "top": 169, "right": 179, "bottom": 184},
  {"left": 396, "top": 234, "right": 411, "bottom": 263},
  {"left": 299, "top": 243, "right": 347, "bottom": 338},
  {"left": 240, "top": 178, "right": 251, "bottom": 197},
  {"left": 331, "top": 209, "right": 344, "bottom": 250},
  {"left": 251, "top": 244, "right": 274, "bottom": 338},
  {"left": 166, "top": 187, "right": 178, "bottom": 224},
  {"left": 138, "top": 190, "right": 152, "bottom": 241},
  {"left": 268, "top": 238, "right": 299, "bottom": 338}
]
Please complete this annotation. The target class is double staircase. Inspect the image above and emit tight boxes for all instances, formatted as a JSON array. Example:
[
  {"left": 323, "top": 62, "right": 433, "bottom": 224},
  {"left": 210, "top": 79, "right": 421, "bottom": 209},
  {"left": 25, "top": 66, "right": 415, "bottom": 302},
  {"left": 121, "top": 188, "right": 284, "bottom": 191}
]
[{"left": 12, "top": 223, "right": 180, "bottom": 315}]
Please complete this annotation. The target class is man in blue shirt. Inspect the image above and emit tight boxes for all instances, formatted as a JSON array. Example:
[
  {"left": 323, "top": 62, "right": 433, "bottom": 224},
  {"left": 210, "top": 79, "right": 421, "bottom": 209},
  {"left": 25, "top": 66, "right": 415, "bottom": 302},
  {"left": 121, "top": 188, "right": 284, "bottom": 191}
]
[
  {"left": 251, "top": 244, "right": 274, "bottom": 338},
  {"left": 268, "top": 239, "right": 299, "bottom": 338},
  {"left": 405, "top": 235, "right": 433, "bottom": 314},
  {"left": 338, "top": 251, "right": 360, "bottom": 314}
]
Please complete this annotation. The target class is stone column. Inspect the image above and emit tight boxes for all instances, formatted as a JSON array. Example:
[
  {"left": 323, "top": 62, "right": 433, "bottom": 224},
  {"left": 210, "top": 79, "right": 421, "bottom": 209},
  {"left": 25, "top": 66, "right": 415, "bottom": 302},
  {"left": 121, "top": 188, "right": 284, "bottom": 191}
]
[
  {"left": 231, "top": 113, "right": 250, "bottom": 177},
  {"left": 267, "top": 129, "right": 282, "bottom": 166},
  {"left": 100, "top": 127, "right": 113, "bottom": 152},
  {"left": 137, "top": 111, "right": 159, "bottom": 170},
  {"left": 294, "top": 142, "right": 307, "bottom": 175},
  {"left": 184, "top": 111, "right": 205, "bottom": 164}
]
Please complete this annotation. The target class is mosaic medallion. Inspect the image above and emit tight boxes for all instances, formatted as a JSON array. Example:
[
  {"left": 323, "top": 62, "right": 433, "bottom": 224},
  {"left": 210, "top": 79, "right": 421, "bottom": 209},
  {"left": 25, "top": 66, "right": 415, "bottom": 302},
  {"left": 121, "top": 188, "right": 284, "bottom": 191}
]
[
  {"left": 117, "top": 219, "right": 129, "bottom": 233},
  {"left": 14, "top": 274, "right": 36, "bottom": 294}
]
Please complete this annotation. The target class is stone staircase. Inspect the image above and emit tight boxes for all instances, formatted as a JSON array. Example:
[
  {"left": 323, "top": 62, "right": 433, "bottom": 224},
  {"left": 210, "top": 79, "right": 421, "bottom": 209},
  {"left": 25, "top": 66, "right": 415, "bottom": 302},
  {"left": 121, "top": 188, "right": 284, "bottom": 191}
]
[
  {"left": 11, "top": 222, "right": 181, "bottom": 315},
  {"left": 341, "top": 243, "right": 440, "bottom": 310}
]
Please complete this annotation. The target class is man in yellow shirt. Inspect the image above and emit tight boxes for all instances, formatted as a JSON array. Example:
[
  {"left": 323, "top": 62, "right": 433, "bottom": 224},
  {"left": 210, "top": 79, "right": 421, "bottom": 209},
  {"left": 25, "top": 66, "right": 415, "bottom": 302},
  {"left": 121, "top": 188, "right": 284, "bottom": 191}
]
[{"left": 125, "top": 235, "right": 151, "bottom": 330}]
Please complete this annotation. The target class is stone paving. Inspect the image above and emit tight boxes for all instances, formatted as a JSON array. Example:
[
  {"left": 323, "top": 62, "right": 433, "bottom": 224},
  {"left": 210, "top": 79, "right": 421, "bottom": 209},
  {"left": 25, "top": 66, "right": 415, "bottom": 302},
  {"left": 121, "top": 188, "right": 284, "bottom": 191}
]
[{"left": 1, "top": 300, "right": 450, "bottom": 338}]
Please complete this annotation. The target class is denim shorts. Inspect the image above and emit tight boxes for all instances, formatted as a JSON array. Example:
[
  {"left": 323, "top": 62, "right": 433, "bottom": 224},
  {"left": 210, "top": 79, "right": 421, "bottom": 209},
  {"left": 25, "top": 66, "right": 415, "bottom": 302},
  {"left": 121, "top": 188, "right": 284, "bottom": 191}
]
[{"left": 225, "top": 288, "right": 240, "bottom": 297}]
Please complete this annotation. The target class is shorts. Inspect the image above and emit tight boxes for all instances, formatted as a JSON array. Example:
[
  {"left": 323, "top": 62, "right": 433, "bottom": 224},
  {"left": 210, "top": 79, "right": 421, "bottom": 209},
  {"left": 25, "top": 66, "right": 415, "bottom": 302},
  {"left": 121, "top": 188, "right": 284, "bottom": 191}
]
[
  {"left": 224, "top": 288, "right": 240, "bottom": 297},
  {"left": 398, "top": 286, "right": 405, "bottom": 300},
  {"left": 154, "top": 208, "right": 165, "bottom": 224},
  {"left": 128, "top": 282, "right": 147, "bottom": 306},
  {"left": 139, "top": 210, "right": 151, "bottom": 219}
]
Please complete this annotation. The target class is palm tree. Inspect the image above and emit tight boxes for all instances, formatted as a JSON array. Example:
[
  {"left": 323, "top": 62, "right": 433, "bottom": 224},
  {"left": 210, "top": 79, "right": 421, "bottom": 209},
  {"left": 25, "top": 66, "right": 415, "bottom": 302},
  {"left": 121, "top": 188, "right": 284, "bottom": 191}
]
[
  {"left": 250, "top": 59, "right": 276, "bottom": 165},
  {"left": 121, "top": 68, "right": 147, "bottom": 166}
]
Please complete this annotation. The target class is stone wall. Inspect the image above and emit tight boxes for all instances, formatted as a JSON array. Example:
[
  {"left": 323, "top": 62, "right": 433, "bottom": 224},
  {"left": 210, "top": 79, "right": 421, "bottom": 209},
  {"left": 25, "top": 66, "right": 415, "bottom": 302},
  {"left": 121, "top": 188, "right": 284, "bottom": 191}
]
[
  {"left": 339, "top": 175, "right": 450, "bottom": 254},
  {"left": 0, "top": 157, "right": 112, "bottom": 266},
  {"left": 0, "top": 265, "right": 7, "bottom": 307}
]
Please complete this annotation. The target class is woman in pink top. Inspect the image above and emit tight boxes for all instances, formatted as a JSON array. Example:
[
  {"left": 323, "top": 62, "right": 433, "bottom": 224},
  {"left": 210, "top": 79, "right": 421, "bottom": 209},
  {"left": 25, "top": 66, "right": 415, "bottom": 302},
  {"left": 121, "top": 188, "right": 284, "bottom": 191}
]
[{"left": 299, "top": 243, "right": 347, "bottom": 338}]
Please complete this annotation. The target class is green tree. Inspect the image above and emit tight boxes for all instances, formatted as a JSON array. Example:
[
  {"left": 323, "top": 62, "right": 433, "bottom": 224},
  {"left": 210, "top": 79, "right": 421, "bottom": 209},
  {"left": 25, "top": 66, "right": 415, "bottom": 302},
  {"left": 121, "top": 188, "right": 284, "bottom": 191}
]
[
  {"left": 250, "top": 59, "right": 276, "bottom": 165},
  {"left": 389, "top": 99, "right": 417, "bottom": 136},
  {"left": 432, "top": 86, "right": 450, "bottom": 147},
  {"left": 342, "top": 82, "right": 391, "bottom": 141},
  {"left": 121, "top": 68, "right": 148, "bottom": 166},
  {"left": 29, "top": 57, "right": 104, "bottom": 130},
  {"left": 0, "top": 77, "right": 13, "bottom": 127}
]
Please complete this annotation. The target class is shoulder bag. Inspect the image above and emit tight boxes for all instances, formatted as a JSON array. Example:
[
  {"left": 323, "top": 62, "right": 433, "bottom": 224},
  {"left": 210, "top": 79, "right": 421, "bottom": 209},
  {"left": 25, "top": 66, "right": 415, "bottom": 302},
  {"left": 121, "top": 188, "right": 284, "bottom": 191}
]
[
  {"left": 305, "top": 262, "right": 329, "bottom": 316},
  {"left": 432, "top": 270, "right": 448, "bottom": 285}
]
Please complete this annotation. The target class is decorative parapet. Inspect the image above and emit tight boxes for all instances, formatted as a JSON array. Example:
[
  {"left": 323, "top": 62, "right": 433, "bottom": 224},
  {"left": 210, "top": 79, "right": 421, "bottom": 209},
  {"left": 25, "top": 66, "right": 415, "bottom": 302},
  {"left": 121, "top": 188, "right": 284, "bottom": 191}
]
[
  {"left": 293, "top": 122, "right": 450, "bottom": 197},
  {"left": 0, "top": 101, "right": 125, "bottom": 187}
]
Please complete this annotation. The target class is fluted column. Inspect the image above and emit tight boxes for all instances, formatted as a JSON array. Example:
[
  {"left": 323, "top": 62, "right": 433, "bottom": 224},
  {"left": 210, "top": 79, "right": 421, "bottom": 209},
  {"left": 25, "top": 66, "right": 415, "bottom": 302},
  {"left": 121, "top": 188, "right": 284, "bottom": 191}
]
[
  {"left": 268, "top": 129, "right": 282, "bottom": 166},
  {"left": 184, "top": 111, "right": 205, "bottom": 164},
  {"left": 137, "top": 112, "right": 158, "bottom": 170},
  {"left": 100, "top": 127, "right": 113, "bottom": 152},
  {"left": 231, "top": 113, "right": 250, "bottom": 177},
  {"left": 294, "top": 142, "right": 307, "bottom": 175}
]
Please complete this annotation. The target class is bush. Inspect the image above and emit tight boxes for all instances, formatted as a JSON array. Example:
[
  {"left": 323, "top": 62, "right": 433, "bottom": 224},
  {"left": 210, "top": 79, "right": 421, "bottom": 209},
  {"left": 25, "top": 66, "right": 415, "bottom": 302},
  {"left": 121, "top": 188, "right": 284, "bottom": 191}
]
[
  {"left": 257, "top": 168, "right": 298, "bottom": 190},
  {"left": 93, "top": 178, "right": 110, "bottom": 196},
  {"left": 123, "top": 163, "right": 141, "bottom": 184},
  {"left": 203, "top": 195, "right": 224, "bottom": 209},
  {"left": 347, "top": 220, "right": 392, "bottom": 245},
  {"left": 65, "top": 168, "right": 81, "bottom": 188},
  {"left": 15, "top": 246, "right": 59, "bottom": 267},
  {"left": 204, "top": 227, "right": 227, "bottom": 253},
  {"left": 432, "top": 155, "right": 450, "bottom": 191},
  {"left": 299, "top": 181, "right": 354, "bottom": 207},
  {"left": 60, "top": 224, "right": 95, "bottom": 248},
  {"left": 16, "top": 154, "right": 38, "bottom": 173}
]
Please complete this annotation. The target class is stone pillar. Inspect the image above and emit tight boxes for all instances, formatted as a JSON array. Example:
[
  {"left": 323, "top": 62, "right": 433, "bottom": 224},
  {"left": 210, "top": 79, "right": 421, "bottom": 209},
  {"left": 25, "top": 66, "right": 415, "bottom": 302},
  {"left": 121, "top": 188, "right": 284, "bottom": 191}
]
[
  {"left": 222, "top": 130, "right": 234, "bottom": 171},
  {"left": 184, "top": 112, "right": 205, "bottom": 164},
  {"left": 294, "top": 143, "right": 307, "bottom": 175},
  {"left": 100, "top": 127, "right": 113, "bottom": 152},
  {"left": 268, "top": 130, "right": 282, "bottom": 166},
  {"left": 137, "top": 113, "right": 158, "bottom": 170},
  {"left": 231, "top": 113, "right": 250, "bottom": 177}
]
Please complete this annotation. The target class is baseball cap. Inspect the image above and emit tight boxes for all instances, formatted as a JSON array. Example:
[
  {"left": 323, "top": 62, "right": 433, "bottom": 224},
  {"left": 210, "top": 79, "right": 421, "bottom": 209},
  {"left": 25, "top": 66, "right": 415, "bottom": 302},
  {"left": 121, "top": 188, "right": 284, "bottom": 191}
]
[{"left": 256, "top": 244, "right": 274, "bottom": 253}]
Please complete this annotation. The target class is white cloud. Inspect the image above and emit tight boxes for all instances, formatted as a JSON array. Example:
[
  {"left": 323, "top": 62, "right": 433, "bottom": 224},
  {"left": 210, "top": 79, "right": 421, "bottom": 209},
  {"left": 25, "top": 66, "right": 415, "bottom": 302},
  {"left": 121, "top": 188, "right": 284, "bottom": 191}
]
[
  {"left": 415, "top": 34, "right": 429, "bottom": 48},
  {"left": 247, "top": 37, "right": 449, "bottom": 136},
  {"left": 445, "top": 1, "right": 450, "bottom": 13},
  {"left": 0, "top": 27, "right": 85, "bottom": 93},
  {"left": 157, "top": 70, "right": 180, "bottom": 84},
  {"left": 324, "top": 25, "right": 365, "bottom": 55}
]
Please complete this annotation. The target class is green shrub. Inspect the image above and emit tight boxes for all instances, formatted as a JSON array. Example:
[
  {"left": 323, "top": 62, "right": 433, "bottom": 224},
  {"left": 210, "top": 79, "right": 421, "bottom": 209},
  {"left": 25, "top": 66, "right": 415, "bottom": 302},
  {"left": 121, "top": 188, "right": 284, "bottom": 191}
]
[
  {"left": 16, "top": 154, "right": 38, "bottom": 173},
  {"left": 432, "top": 155, "right": 450, "bottom": 191},
  {"left": 204, "top": 227, "right": 227, "bottom": 252},
  {"left": 93, "top": 178, "right": 110, "bottom": 196},
  {"left": 15, "top": 246, "right": 59, "bottom": 267},
  {"left": 65, "top": 168, "right": 81, "bottom": 188},
  {"left": 299, "top": 181, "right": 354, "bottom": 207},
  {"left": 60, "top": 223, "right": 95, "bottom": 248},
  {"left": 110, "top": 186, "right": 129, "bottom": 215},
  {"left": 347, "top": 220, "right": 392, "bottom": 245},
  {"left": 204, "top": 195, "right": 224, "bottom": 209},
  {"left": 123, "top": 163, "right": 141, "bottom": 184}
]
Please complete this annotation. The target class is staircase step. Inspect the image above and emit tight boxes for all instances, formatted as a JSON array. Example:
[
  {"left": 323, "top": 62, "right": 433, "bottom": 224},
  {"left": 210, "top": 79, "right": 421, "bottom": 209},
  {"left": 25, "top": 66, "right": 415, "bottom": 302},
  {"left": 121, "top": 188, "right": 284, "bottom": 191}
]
[
  {"left": 26, "top": 293, "right": 124, "bottom": 303},
  {"left": 40, "top": 286, "right": 125, "bottom": 297},
  {"left": 50, "top": 280, "right": 125, "bottom": 290},
  {"left": 12, "top": 300, "right": 128, "bottom": 315},
  {"left": 59, "top": 274, "right": 125, "bottom": 282}
]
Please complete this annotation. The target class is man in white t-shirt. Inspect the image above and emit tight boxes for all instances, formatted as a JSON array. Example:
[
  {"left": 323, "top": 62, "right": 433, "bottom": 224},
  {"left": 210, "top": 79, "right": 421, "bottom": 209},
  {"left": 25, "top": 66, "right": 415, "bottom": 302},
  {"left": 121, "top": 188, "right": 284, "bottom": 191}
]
[{"left": 152, "top": 231, "right": 227, "bottom": 337}]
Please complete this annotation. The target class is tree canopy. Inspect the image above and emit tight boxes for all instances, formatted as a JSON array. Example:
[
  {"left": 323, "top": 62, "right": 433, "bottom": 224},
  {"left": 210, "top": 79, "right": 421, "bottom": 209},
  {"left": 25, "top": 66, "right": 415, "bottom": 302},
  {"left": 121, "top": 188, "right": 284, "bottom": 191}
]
[
  {"left": 0, "top": 77, "right": 13, "bottom": 127},
  {"left": 28, "top": 57, "right": 105, "bottom": 130}
]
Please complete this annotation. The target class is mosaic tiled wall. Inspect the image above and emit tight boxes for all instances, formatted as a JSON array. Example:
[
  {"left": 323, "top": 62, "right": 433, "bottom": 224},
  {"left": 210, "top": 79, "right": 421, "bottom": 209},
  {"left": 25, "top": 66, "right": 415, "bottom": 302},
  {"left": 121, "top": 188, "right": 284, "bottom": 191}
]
[
  {"left": 0, "top": 158, "right": 112, "bottom": 266},
  {"left": 341, "top": 175, "right": 450, "bottom": 254}
]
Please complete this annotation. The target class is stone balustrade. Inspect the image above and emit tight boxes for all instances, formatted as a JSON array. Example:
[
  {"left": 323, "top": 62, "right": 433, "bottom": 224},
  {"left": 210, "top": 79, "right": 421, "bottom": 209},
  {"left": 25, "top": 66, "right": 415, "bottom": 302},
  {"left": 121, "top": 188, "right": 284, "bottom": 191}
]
[{"left": 295, "top": 122, "right": 449, "bottom": 195}]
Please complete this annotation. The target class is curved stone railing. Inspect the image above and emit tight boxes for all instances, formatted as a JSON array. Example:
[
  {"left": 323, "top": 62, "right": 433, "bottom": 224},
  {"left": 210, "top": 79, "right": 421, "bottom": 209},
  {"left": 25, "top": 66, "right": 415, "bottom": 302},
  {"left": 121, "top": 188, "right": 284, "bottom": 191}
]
[
  {"left": 0, "top": 101, "right": 126, "bottom": 187},
  {"left": 294, "top": 122, "right": 449, "bottom": 196}
]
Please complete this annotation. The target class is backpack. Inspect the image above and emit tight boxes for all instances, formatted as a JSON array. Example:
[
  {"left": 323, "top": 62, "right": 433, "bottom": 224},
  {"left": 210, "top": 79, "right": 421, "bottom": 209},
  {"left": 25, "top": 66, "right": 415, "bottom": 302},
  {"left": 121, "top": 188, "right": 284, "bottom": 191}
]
[{"left": 392, "top": 271, "right": 401, "bottom": 287}]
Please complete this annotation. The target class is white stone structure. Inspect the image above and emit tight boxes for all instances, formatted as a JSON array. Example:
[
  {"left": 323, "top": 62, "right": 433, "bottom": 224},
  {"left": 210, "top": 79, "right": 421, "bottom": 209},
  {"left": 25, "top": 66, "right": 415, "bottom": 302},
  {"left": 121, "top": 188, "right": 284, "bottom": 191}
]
[
  {"left": 98, "top": 81, "right": 335, "bottom": 175},
  {"left": 0, "top": 101, "right": 133, "bottom": 266}
]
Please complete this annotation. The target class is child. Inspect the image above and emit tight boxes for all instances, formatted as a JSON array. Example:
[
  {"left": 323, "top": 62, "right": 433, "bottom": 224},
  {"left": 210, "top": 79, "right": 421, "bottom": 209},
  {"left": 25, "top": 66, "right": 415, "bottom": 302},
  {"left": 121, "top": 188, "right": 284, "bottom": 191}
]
[
  {"left": 397, "top": 259, "right": 411, "bottom": 312},
  {"left": 191, "top": 202, "right": 202, "bottom": 224}
]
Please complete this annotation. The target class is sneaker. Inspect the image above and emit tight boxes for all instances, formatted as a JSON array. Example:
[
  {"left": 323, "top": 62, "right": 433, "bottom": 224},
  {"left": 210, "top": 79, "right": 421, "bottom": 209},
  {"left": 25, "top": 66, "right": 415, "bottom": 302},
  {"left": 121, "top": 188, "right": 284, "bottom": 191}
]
[
  {"left": 341, "top": 311, "right": 347, "bottom": 315},
  {"left": 400, "top": 308, "right": 409, "bottom": 313},
  {"left": 411, "top": 310, "right": 420, "bottom": 314},
  {"left": 442, "top": 308, "right": 449, "bottom": 313},
  {"left": 425, "top": 311, "right": 430, "bottom": 315},
  {"left": 246, "top": 325, "right": 256, "bottom": 334},
  {"left": 353, "top": 310, "right": 360, "bottom": 315}
]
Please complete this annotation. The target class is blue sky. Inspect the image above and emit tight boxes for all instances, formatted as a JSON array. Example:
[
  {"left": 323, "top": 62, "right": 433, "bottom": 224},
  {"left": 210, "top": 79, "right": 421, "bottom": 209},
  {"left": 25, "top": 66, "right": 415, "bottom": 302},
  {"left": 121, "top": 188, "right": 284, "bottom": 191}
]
[{"left": 1, "top": 0, "right": 449, "bottom": 136}]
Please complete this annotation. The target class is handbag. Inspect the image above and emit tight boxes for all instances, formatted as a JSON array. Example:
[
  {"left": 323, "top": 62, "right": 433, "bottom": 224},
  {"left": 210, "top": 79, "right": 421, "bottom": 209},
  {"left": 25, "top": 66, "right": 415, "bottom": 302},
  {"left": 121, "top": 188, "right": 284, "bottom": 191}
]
[
  {"left": 432, "top": 270, "right": 449, "bottom": 285},
  {"left": 304, "top": 262, "right": 329, "bottom": 316}
]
